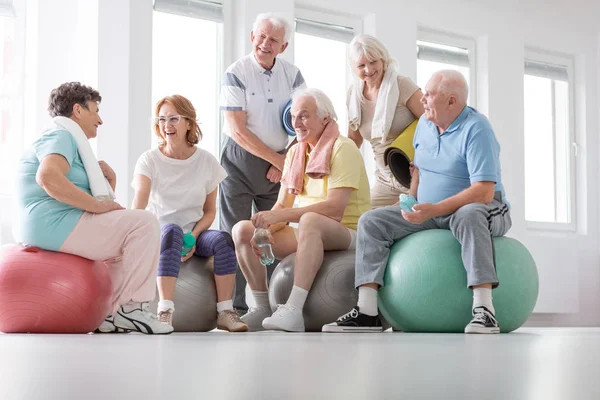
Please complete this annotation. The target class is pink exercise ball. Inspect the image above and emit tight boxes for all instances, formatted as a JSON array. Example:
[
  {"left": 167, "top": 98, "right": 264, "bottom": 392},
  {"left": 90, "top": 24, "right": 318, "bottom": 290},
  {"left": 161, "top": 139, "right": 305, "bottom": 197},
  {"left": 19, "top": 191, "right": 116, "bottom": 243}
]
[{"left": 0, "top": 245, "right": 113, "bottom": 333}]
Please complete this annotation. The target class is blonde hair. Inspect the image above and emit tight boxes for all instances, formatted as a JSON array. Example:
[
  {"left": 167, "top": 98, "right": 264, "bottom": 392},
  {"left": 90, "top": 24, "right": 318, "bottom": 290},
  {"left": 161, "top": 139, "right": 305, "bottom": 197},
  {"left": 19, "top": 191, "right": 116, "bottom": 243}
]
[
  {"left": 153, "top": 95, "right": 202, "bottom": 147},
  {"left": 348, "top": 34, "right": 399, "bottom": 103}
]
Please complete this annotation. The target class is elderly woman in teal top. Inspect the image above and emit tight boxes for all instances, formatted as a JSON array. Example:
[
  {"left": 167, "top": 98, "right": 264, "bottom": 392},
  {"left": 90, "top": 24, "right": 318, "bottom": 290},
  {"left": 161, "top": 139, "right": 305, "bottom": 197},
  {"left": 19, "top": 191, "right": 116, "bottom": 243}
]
[{"left": 15, "top": 82, "right": 171, "bottom": 335}]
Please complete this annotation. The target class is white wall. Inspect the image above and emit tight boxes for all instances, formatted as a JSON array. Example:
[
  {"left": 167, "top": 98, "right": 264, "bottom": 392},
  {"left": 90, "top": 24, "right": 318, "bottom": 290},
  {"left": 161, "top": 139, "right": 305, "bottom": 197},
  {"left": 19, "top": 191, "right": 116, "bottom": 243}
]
[
  {"left": 97, "top": 0, "right": 153, "bottom": 204},
  {"left": 17, "top": 0, "right": 600, "bottom": 325}
]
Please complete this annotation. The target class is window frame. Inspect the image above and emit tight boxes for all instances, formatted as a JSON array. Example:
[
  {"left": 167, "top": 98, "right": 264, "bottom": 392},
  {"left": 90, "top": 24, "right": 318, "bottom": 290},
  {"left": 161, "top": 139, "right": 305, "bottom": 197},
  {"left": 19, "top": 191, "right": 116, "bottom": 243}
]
[
  {"left": 523, "top": 48, "right": 576, "bottom": 232},
  {"left": 417, "top": 28, "right": 477, "bottom": 107},
  {"left": 153, "top": 0, "right": 223, "bottom": 23},
  {"left": 293, "top": 7, "right": 362, "bottom": 106},
  {"left": 294, "top": 8, "right": 362, "bottom": 38}
]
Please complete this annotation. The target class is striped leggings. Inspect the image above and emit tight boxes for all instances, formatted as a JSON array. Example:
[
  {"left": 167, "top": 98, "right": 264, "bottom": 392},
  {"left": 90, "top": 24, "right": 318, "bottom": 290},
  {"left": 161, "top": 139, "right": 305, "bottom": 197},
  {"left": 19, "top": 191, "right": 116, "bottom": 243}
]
[{"left": 159, "top": 224, "right": 237, "bottom": 277}]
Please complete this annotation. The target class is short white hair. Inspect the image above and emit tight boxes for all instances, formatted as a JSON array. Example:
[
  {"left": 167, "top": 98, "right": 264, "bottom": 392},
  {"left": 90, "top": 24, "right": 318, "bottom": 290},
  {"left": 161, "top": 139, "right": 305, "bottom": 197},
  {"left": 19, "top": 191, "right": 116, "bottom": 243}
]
[
  {"left": 252, "top": 13, "right": 292, "bottom": 43},
  {"left": 433, "top": 69, "right": 469, "bottom": 104},
  {"left": 291, "top": 88, "right": 338, "bottom": 121}
]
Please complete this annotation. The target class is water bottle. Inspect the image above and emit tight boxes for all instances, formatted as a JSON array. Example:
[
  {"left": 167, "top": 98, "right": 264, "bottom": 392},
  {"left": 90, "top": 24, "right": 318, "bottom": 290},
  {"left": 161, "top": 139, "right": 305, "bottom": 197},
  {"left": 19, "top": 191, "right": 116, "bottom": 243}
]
[
  {"left": 181, "top": 231, "right": 196, "bottom": 257},
  {"left": 253, "top": 228, "right": 275, "bottom": 266},
  {"left": 399, "top": 194, "right": 418, "bottom": 213}
]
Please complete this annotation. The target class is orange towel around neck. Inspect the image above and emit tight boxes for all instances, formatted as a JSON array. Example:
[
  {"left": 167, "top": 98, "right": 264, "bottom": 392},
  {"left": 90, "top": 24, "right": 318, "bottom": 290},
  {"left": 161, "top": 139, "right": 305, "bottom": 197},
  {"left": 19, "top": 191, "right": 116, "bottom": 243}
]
[{"left": 282, "top": 120, "right": 340, "bottom": 195}]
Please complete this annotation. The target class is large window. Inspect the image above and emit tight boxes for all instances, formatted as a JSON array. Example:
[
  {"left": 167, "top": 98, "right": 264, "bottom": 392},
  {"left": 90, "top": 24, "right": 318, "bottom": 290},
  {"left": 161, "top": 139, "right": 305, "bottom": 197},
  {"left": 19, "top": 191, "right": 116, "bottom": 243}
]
[
  {"left": 294, "top": 17, "right": 356, "bottom": 136},
  {"left": 524, "top": 51, "right": 575, "bottom": 226},
  {"left": 416, "top": 30, "right": 476, "bottom": 106},
  {"left": 152, "top": 0, "right": 222, "bottom": 157}
]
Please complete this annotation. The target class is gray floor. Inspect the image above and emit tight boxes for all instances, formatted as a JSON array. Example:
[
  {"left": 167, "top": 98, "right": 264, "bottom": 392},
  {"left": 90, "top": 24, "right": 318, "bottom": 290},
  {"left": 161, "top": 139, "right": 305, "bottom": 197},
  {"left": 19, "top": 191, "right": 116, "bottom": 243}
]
[{"left": 0, "top": 328, "right": 599, "bottom": 400}]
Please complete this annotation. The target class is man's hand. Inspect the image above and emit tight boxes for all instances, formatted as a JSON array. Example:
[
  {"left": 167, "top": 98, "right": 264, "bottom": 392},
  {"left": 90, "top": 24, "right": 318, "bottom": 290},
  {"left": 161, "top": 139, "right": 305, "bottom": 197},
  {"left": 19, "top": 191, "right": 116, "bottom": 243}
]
[
  {"left": 98, "top": 160, "right": 116, "bottom": 183},
  {"left": 266, "top": 165, "right": 282, "bottom": 183},
  {"left": 250, "top": 232, "right": 274, "bottom": 259},
  {"left": 402, "top": 203, "right": 440, "bottom": 224},
  {"left": 252, "top": 210, "right": 285, "bottom": 229}
]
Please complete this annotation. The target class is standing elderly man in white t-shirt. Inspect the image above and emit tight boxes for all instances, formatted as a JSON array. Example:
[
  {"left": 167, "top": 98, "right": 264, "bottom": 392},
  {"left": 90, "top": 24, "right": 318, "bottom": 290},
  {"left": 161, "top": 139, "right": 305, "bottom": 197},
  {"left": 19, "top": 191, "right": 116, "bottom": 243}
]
[{"left": 219, "top": 12, "right": 306, "bottom": 311}]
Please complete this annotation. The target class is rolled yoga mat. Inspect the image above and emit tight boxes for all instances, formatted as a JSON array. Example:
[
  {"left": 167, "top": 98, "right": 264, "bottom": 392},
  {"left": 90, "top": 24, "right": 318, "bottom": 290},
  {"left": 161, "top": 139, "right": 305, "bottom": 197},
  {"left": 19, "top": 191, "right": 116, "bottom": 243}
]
[
  {"left": 383, "top": 119, "right": 418, "bottom": 188},
  {"left": 282, "top": 99, "right": 296, "bottom": 136}
]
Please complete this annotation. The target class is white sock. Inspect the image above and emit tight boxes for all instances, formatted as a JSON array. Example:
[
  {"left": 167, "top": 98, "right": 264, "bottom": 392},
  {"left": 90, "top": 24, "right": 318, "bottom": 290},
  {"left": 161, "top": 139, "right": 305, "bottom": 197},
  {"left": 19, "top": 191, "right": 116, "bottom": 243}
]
[
  {"left": 473, "top": 288, "right": 495, "bottom": 315},
  {"left": 357, "top": 286, "right": 378, "bottom": 316},
  {"left": 157, "top": 299, "right": 175, "bottom": 313},
  {"left": 217, "top": 300, "right": 234, "bottom": 313},
  {"left": 286, "top": 285, "right": 309, "bottom": 310},
  {"left": 252, "top": 290, "right": 270, "bottom": 309}
]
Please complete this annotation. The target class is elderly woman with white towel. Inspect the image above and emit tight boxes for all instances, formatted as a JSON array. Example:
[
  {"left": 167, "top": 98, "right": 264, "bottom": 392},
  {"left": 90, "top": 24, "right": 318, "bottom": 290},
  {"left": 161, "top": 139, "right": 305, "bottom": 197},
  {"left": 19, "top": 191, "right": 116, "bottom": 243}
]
[
  {"left": 14, "top": 82, "right": 172, "bottom": 335},
  {"left": 347, "top": 34, "right": 425, "bottom": 208}
]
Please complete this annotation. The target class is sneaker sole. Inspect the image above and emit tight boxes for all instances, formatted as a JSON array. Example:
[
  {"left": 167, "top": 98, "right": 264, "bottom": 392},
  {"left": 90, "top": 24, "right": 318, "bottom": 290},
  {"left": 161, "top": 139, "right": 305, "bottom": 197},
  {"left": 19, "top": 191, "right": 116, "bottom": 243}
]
[
  {"left": 464, "top": 326, "right": 500, "bottom": 334},
  {"left": 322, "top": 325, "right": 384, "bottom": 333},
  {"left": 115, "top": 311, "right": 174, "bottom": 335},
  {"left": 93, "top": 327, "right": 131, "bottom": 334},
  {"left": 262, "top": 320, "right": 305, "bottom": 332},
  {"left": 217, "top": 324, "right": 249, "bottom": 332}
]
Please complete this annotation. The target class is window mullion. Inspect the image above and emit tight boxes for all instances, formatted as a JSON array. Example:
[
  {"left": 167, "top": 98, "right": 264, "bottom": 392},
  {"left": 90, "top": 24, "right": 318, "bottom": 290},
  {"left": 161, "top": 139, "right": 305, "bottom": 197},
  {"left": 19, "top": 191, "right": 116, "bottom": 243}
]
[{"left": 550, "top": 80, "right": 558, "bottom": 222}]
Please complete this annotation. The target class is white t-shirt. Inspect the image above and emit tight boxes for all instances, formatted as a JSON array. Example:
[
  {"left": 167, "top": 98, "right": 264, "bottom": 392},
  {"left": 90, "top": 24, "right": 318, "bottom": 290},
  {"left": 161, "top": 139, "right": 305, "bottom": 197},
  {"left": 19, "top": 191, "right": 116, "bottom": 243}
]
[
  {"left": 219, "top": 53, "right": 306, "bottom": 152},
  {"left": 133, "top": 147, "right": 227, "bottom": 232}
]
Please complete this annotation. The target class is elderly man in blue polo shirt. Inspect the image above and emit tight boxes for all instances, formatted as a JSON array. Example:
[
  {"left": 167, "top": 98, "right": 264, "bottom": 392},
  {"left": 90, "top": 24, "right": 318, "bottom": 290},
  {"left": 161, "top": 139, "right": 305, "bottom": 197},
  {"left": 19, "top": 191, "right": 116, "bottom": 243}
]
[
  {"left": 324, "top": 70, "right": 511, "bottom": 334},
  {"left": 219, "top": 13, "right": 306, "bottom": 311}
]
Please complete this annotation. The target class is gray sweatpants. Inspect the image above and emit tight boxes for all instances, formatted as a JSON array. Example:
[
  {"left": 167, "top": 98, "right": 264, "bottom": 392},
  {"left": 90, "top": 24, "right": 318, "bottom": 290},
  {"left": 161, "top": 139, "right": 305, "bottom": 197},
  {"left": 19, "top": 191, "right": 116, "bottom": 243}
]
[
  {"left": 355, "top": 192, "right": 511, "bottom": 289},
  {"left": 219, "top": 138, "right": 282, "bottom": 310}
]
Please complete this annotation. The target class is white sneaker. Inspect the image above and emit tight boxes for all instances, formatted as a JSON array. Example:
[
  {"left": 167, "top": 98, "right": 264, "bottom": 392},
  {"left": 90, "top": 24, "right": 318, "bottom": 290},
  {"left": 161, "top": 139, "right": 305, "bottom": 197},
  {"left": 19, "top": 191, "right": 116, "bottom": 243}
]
[
  {"left": 241, "top": 307, "right": 272, "bottom": 332},
  {"left": 262, "top": 304, "right": 305, "bottom": 332},
  {"left": 114, "top": 301, "right": 174, "bottom": 335},
  {"left": 94, "top": 315, "right": 131, "bottom": 334}
]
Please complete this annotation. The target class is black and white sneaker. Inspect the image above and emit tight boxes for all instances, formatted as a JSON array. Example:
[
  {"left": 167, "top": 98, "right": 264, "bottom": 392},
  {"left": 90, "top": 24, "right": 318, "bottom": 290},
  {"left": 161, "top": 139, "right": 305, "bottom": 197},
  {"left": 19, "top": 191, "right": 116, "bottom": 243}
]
[
  {"left": 322, "top": 307, "right": 383, "bottom": 333},
  {"left": 113, "top": 301, "right": 174, "bottom": 335},
  {"left": 464, "top": 306, "right": 500, "bottom": 334},
  {"left": 94, "top": 315, "right": 131, "bottom": 334}
]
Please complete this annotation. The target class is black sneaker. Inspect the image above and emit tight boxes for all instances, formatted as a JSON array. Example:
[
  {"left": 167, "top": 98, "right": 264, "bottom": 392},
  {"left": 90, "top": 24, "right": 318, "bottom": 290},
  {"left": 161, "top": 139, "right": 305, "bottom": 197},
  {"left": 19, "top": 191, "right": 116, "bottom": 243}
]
[
  {"left": 322, "top": 307, "right": 383, "bottom": 333},
  {"left": 464, "top": 306, "right": 500, "bottom": 334}
]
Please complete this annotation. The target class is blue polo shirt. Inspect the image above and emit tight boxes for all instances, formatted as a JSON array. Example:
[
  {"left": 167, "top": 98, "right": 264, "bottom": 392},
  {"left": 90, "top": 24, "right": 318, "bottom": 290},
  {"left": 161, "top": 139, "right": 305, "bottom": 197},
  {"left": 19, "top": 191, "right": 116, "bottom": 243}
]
[{"left": 413, "top": 106, "right": 507, "bottom": 205}]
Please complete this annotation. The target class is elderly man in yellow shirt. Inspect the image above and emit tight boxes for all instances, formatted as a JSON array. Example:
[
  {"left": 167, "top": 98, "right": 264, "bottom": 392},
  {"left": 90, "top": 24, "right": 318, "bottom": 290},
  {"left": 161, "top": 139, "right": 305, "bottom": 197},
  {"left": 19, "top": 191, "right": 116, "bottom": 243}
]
[{"left": 232, "top": 88, "right": 371, "bottom": 332}]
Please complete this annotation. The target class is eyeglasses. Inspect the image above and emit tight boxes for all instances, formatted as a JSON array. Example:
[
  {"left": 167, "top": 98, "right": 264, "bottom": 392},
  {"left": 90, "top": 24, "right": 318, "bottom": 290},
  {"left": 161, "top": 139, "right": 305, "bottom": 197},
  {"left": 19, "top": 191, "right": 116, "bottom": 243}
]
[{"left": 153, "top": 115, "right": 187, "bottom": 126}]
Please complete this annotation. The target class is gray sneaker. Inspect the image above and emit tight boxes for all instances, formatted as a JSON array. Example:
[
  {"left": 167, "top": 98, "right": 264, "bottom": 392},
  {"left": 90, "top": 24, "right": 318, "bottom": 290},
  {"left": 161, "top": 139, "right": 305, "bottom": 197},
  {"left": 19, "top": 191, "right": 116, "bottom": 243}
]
[
  {"left": 240, "top": 307, "right": 272, "bottom": 332},
  {"left": 114, "top": 302, "right": 174, "bottom": 335}
]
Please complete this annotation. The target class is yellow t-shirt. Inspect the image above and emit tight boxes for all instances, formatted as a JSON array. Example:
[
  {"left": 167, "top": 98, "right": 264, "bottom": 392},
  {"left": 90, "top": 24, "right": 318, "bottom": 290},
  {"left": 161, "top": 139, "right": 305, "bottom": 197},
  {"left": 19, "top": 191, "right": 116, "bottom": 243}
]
[{"left": 283, "top": 136, "right": 371, "bottom": 230}]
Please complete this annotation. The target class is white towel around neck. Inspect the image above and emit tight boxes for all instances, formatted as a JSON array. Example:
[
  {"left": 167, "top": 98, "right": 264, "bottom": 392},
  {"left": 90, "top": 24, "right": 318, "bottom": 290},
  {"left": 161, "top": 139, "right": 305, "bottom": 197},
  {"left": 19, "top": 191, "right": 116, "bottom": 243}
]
[
  {"left": 53, "top": 116, "right": 116, "bottom": 201},
  {"left": 348, "top": 67, "right": 400, "bottom": 143}
]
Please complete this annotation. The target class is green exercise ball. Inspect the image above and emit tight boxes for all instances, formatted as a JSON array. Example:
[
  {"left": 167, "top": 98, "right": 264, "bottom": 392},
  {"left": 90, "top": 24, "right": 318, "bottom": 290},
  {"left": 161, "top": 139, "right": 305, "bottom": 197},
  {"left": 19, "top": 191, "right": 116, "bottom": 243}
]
[{"left": 378, "top": 229, "right": 538, "bottom": 333}]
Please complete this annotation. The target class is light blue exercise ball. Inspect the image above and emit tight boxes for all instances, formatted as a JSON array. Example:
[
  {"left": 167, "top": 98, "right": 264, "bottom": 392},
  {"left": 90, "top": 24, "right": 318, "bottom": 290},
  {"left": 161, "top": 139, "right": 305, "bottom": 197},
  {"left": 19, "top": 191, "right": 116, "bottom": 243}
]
[{"left": 378, "top": 229, "right": 539, "bottom": 333}]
